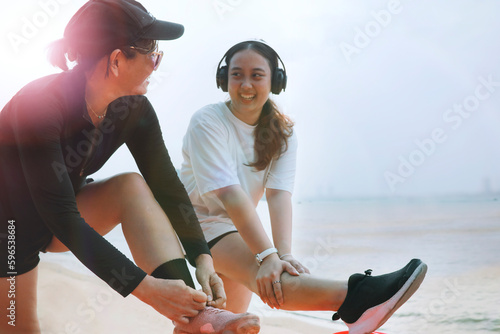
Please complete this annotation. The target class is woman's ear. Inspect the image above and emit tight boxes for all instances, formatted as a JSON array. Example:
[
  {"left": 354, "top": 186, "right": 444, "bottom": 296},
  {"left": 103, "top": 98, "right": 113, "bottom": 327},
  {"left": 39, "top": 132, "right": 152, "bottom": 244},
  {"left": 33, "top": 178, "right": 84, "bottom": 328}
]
[{"left": 108, "top": 49, "right": 122, "bottom": 77}]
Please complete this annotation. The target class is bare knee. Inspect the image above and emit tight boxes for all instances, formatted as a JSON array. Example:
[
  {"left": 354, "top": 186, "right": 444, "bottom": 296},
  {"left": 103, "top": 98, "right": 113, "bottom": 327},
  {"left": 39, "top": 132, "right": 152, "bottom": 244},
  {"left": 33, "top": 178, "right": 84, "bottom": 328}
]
[
  {"left": 108, "top": 173, "right": 154, "bottom": 209},
  {"left": 112, "top": 172, "right": 150, "bottom": 196}
]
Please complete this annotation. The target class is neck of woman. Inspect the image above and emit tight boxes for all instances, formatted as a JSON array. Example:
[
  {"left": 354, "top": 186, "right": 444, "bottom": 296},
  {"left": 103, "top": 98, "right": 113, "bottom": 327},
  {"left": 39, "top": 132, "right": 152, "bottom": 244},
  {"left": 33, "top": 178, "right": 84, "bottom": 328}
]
[{"left": 226, "top": 101, "right": 261, "bottom": 126}]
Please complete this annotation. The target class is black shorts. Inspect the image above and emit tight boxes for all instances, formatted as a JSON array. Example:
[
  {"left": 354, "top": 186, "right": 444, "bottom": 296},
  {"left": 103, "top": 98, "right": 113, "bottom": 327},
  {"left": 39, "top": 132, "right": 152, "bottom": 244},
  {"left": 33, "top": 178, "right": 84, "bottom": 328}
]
[
  {"left": 0, "top": 199, "right": 54, "bottom": 277},
  {"left": 207, "top": 230, "right": 239, "bottom": 249},
  {"left": 0, "top": 178, "right": 93, "bottom": 277}
]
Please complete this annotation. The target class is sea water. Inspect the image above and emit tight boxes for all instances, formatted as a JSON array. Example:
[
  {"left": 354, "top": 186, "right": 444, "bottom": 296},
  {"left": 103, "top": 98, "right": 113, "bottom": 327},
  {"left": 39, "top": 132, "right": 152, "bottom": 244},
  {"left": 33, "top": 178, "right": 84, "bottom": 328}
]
[
  {"left": 254, "top": 196, "right": 500, "bottom": 334},
  {"left": 41, "top": 195, "right": 500, "bottom": 334}
]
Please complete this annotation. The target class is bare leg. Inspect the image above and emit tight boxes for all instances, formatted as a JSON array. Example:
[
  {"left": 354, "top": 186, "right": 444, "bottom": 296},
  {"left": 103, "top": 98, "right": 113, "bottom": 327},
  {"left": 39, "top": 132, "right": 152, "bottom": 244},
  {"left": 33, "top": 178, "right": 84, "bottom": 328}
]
[
  {"left": 1, "top": 172, "right": 183, "bottom": 334},
  {"left": 37, "top": 172, "right": 265, "bottom": 334},
  {"left": 218, "top": 273, "right": 253, "bottom": 313},
  {"left": 211, "top": 233, "right": 348, "bottom": 311},
  {"left": 46, "top": 173, "right": 185, "bottom": 273},
  {"left": 0, "top": 267, "right": 40, "bottom": 333}
]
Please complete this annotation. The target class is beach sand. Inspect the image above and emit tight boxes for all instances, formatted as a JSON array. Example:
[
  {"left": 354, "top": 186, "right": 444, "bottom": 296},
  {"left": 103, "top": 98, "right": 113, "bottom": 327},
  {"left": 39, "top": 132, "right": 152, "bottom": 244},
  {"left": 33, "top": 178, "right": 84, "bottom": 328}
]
[
  {"left": 37, "top": 260, "right": 337, "bottom": 334},
  {"left": 36, "top": 197, "right": 500, "bottom": 333}
]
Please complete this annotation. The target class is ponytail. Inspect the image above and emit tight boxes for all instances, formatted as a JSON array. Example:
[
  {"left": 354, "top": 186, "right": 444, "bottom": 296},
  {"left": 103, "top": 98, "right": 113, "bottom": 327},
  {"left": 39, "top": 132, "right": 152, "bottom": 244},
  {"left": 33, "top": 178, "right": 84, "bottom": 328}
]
[
  {"left": 47, "top": 38, "right": 72, "bottom": 71},
  {"left": 249, "top": 99, "right": 294, "bottom": 171}
]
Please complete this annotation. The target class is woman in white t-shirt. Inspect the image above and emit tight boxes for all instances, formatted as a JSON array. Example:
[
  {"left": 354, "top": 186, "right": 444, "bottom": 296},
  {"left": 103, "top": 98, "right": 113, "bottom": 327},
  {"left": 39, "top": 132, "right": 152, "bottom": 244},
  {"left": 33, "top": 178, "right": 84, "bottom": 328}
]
[{"left": 180, "top": 40, "right": 427, "bottom": 333}]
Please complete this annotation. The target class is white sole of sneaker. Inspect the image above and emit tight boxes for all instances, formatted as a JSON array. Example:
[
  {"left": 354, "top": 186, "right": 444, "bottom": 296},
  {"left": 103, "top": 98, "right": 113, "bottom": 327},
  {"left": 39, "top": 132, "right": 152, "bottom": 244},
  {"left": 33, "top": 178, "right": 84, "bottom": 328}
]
[
  {"left": 174, "top": 313, "right": 260, "bottom": 334},
  {"left": 221, "top": 313, "right": 260, "bottom": 334},
  {"left": 347, "top": 261, "right": 428, "bottom": 334}
]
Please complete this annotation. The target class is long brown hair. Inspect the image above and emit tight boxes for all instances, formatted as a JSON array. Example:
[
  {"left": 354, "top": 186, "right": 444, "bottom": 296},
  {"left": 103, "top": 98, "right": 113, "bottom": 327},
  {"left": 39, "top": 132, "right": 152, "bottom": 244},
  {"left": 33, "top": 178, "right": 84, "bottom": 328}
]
[
  {"left": 250, "top": 99, "right": 294, "bottom": 171},
  {"left": 224, "top": 41, "right": 294, "bottom": 171}
]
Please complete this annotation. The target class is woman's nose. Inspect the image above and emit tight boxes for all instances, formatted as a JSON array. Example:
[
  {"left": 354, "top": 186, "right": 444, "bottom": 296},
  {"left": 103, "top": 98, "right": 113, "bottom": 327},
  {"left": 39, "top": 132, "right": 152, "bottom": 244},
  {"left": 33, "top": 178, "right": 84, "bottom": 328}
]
[{"left": 241, "top": 77, "right": 252, "bottom": 88}]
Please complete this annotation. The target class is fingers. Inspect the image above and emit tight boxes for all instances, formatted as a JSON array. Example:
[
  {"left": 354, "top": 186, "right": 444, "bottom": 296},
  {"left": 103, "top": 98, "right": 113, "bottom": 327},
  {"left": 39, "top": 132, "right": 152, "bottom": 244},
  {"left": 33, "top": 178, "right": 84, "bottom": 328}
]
[
  {"left": 292, "top": 262, "right": 309, "bottom": 274},
  {"left": 158, "top": 297, "right": 201, "bottom": 324},
  {"left": 191, "top": 288, "right": 210, "bottom": 305},
  {"left": 210, "top": 278, "right": 227, "bottom": 309},
  {"left": 257, "top": 279, "right": 265, "bottom": 305},
  {"left": 259, "top": 279, "right": 280, "bottom": 309},
  {"left": 199, "top": 280, "right": 213, "bottom": 304},
  {"left": 272, "top": 280, "right": 284, "bottom": 306},
  {"left": 194, "top": 259, "right": 226, "bottom": 309},
  {"left": 294, "top": 260, "right": 310, "bottom": 274},
  {"left": 174, "top": 315, "right": 191, "bottom": 325},
  {"left": 170, "top": 288, "right": 206, "bottom": 321},
  {"left": 257, "top": 278, "right": 270, "bottom": 308},
  {"left": 210, "top": 296, "right": 226, "bottom": 309},
  {"left": 142, "top": 278, "right": 208, "bottom": 325},
  {"left": 257, "top": 275, "right": 282, "bottom": 309},
  {"left": 267, "top": 279, "right": 281, "bottom": 308},
  {"left": 282, "top": 255, "right": 311, "bottom": 275},
  {"left": 210, "top": 295, "right": 226, "bottom": 309},
  {"left": 284, "top": 262, "right": 300, "bottom": 276},
  {"left": 256, "top": 258, "right": 300, "bottom": 309}
]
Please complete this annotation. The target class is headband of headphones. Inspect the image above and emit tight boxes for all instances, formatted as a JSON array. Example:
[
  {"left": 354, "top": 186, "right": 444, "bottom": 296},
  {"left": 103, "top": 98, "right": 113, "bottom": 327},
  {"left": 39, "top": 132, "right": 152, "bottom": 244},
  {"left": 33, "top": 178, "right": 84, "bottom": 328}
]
[{"left": 215, "top": 40, "right": 287, "bottom": 95}]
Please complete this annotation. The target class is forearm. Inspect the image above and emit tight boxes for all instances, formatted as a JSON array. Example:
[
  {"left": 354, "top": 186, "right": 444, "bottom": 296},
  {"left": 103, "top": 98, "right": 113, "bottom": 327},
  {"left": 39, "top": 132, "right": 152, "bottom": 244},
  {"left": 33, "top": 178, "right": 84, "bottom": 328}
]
[
  {"left": 126, "top": 103, "right": 210, "bottom": 265},
  {"left": 266, "top": 189, "right": 293, "bottom": 256},
  {"left": 53, "top": 215, "right": 147, "bottom": 296}
]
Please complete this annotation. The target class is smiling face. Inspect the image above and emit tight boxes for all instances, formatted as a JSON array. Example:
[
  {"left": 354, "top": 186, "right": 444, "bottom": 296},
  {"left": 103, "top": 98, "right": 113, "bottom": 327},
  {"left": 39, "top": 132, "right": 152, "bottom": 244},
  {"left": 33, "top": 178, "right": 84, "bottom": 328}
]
[{"left": 227, "top": 49, "right": 272, "bottom": 125}]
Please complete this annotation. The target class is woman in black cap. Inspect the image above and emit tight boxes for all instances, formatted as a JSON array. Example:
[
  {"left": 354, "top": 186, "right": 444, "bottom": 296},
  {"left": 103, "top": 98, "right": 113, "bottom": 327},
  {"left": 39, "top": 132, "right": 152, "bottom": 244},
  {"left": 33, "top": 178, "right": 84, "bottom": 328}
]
[{"left": 0, "top": 1, "right": 259, "bottom": 333}]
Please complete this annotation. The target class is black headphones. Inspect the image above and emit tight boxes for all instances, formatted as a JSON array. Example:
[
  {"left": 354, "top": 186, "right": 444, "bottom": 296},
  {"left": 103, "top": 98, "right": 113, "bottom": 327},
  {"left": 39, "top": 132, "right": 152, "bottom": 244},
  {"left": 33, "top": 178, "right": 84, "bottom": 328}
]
[{"left": 216, "top": 40, "right": 287, "bottom": 95}]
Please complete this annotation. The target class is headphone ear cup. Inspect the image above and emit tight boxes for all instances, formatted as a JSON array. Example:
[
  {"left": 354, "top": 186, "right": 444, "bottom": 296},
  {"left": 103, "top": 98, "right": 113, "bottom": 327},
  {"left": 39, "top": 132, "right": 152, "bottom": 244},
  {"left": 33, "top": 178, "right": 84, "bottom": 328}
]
[
  {"left": 271, "top": 68, "right": 286, "bottom": 95},
  {"left": 216, "top": 66, "right": 228, "bottom": 92}
]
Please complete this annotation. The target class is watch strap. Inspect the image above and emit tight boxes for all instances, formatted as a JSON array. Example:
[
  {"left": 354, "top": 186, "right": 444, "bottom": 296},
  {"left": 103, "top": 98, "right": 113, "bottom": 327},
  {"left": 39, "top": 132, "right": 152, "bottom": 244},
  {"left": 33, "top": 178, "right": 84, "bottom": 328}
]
[{"left": 255, "top": 247, "right": 278, "bottom": 265}]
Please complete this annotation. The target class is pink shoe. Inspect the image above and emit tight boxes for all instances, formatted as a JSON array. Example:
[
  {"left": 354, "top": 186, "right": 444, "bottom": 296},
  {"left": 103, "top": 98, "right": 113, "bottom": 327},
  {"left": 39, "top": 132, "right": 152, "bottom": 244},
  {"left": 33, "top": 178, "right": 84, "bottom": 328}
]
[{"left": 173, "top": 307, "right": 260, "bottom": 334}]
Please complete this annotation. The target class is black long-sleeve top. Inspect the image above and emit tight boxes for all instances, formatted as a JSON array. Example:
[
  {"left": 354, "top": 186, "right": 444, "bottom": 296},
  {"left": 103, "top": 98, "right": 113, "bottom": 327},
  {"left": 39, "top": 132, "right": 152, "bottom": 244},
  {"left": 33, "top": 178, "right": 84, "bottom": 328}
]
[{"left": 0, "top": 67, "right": 210, "bottom": 297}]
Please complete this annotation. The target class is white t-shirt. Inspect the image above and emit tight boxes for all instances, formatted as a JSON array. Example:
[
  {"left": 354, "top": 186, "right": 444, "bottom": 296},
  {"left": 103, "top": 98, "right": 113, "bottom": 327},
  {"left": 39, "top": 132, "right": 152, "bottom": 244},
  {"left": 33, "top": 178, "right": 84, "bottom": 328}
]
[{"left": 180, "top": 101, "right": 297, "bottom": 242}]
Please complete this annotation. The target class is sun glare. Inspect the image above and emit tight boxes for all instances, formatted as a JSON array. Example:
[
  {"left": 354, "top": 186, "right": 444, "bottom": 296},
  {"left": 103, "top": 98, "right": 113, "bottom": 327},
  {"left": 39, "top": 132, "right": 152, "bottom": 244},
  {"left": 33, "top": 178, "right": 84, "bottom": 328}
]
[{"left": 0, "top": 1, "right": 83, "bottom": 107}]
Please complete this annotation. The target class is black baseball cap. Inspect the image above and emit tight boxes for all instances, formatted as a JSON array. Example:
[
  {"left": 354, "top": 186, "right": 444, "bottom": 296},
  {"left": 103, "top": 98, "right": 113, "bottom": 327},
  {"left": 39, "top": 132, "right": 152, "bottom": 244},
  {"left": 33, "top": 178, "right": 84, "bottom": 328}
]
[{"left": 64, "top": 0, "right": 184, "bottom": 58}]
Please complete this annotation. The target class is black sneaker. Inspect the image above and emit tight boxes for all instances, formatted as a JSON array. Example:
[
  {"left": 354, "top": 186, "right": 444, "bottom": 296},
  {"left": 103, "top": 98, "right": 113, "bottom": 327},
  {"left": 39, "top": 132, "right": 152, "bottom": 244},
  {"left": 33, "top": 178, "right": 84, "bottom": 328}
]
[{"left": 332, "top": 258, "right": 427, "bottom": 334}]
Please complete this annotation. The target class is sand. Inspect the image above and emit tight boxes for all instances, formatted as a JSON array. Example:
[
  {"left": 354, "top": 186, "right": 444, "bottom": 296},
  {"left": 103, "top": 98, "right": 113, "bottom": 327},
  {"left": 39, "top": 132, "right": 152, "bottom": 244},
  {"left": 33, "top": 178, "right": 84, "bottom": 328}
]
[
  {"left": 37, "top": 197, "right": 500, "bottom": 333},
  {"left": 36, "top": 260, "right": 338, "bottom": 334}
]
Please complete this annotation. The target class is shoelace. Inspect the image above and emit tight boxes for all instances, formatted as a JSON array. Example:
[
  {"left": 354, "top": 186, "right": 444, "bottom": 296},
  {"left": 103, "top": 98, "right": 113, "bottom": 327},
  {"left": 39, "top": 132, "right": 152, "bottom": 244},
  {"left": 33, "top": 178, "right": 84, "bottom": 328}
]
[{"left": 205, "top": 307, "right": 227, "bottom": 315}]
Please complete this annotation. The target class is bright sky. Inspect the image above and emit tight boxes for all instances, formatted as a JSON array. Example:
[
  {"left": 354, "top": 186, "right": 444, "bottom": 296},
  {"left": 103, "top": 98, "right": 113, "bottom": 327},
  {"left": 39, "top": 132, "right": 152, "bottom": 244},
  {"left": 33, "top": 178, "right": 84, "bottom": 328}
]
[{"left": 1, "top": 0, "right": 500, "bottom": 200}]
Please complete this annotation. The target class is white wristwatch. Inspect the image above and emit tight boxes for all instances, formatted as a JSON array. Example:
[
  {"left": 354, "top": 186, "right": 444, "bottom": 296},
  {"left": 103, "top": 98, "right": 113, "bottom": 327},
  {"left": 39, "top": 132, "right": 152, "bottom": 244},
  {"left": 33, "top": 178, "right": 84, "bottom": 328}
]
[{"left": 255, "top": 247, "right": 278, "bottom": 266}]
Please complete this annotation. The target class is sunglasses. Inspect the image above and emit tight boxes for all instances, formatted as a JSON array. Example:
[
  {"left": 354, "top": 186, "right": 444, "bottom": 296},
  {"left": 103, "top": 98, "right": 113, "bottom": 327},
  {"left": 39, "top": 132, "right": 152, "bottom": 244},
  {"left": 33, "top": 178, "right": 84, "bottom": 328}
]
[{"left": 129, "top": 46, "right": 164, "bottom": 71}]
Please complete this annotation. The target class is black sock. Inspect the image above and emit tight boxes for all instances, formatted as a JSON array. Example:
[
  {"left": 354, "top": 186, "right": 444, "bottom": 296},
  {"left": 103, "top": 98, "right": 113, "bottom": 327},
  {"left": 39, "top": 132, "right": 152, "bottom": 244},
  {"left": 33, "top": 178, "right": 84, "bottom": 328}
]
[{"left": 151, "top": 258, "right": 195, "bottom": 289}]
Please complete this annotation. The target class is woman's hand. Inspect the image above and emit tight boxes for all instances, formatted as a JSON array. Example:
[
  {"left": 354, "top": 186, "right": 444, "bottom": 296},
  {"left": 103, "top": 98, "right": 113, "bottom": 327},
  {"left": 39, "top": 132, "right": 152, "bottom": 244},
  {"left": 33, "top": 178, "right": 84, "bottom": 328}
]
[
  {"left": 195, "top": 254, "right": 227, "bottom": 309},
  {"left": 132, "top": 275, "right": 207, "bottom": 325},
  {"left": 255, "top": 253, "right": 299, "bottom": 309},
  {"left": 279, "top": 254, "right": 310, "bottom": 274}
]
